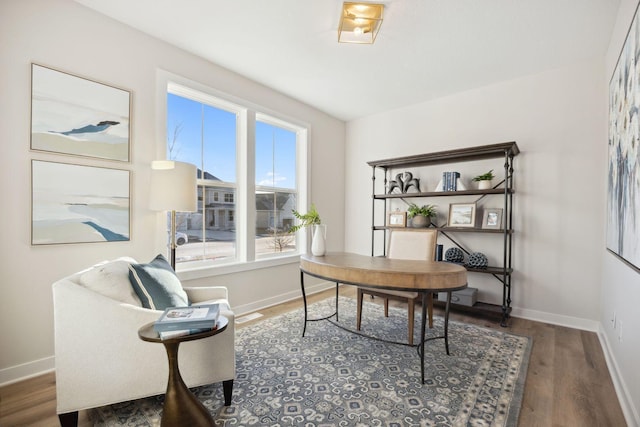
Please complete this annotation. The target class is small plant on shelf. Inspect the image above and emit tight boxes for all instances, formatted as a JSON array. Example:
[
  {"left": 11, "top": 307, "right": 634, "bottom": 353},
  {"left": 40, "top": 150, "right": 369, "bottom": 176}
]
[
  {"left": 472, "top": 170, "right": 495, "bottom": 182},
  {"left": 407, "top": 203, "right": 437, "bottom": 218},
  {"left": 289, "top": 203, "right": 321, "bottom": 233}
]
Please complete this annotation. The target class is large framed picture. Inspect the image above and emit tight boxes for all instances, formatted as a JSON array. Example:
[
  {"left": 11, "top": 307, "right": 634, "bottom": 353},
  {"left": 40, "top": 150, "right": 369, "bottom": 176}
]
[
  {"left": 32, "top": 160, "right": 130, "bottom": 245},
  {"left": 608, "top": 4, "right": 640, "bottom": 271},
  {"left": 387, "top": 211, "right": 407, "bottom": 227},
  {"left": 448, "top": 203, "right": 476, "bottom": 228},
  {"left": 30, "top": 63, "right": 131, "bottom": 162},
  {"left": 482, "top": 208, "right": 503, "bottom": 230}
]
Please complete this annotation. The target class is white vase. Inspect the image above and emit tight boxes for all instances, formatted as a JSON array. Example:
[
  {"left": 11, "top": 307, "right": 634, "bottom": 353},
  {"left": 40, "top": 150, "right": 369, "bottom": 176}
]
[
  {"left": 311, "top": 224, "right": 326, "bottom": 256},
  {"left": 477, "top": 180, "right": 492, "bottom": 190}
]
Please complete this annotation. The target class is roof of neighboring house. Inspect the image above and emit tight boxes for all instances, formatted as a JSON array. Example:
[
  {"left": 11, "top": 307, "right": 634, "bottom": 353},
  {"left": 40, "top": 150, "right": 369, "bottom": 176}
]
[{"left": 255, "top": 193, "right": 292, "bottom": 211}]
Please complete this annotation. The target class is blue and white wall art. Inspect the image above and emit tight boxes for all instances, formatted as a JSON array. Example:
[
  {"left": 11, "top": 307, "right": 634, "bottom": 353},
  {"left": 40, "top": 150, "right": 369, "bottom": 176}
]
[
  {"left": 30, "top": 64, "right": 131, "bottom": 162},
  {"left": 32, "top": 160, "right": 130, "bottom": 245},
  {"left": 608, "top": 4, "right": 640, "bottom": 272}
]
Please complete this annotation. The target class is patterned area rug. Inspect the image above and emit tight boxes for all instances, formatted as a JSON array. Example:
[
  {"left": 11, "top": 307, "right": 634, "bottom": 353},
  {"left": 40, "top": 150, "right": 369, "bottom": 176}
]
[{"left": 90, "top": 297, "right": 531, "bottom": 426}]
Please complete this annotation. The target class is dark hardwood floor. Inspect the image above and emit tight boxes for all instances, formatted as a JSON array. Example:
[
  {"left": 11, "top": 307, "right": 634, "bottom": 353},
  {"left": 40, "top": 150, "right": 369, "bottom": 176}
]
[{"left": 0, "top": 287, "right": 627, "bottom": 426}]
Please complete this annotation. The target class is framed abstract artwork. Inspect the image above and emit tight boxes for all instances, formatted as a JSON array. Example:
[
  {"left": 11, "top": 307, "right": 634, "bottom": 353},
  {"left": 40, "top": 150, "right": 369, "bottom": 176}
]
[
  {"left": 30, "top": 63, "right": 131, "bottom": 162},
  {"left": 448, "top": 203, "right": 476, "bottom": 228},
  {"left": 608, "top": 4, "right": 640, "bottom": 272},
  {"left": 31, "top": 160, "right": 130, "bottom": 245}
]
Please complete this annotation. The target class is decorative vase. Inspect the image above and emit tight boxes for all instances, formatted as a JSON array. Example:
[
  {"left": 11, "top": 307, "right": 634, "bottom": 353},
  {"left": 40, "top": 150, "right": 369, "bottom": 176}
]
[
  {"left": 311, "top": 224, "right": 326, "bottom": 256},
  {"left": 477, "top": 180, "right": 492, "bottom": 190},
  {"left": 411, "top": 215, "right": 429, "bottom": 228}
]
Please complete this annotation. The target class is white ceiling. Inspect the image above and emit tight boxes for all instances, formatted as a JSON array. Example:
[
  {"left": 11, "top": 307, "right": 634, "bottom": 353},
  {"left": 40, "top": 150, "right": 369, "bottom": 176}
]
[{"left": 75, "top": 0, "right": 620, "bottom": 121}]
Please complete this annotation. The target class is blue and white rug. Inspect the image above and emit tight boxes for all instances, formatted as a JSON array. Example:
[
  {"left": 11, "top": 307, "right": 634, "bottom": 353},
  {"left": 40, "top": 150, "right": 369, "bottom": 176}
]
[{"left": 91, "top": 296, "right": 531, "bottom": 426}]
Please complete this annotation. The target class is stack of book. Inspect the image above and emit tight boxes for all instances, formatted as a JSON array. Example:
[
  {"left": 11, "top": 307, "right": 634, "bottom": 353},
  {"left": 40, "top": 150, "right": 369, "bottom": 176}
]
[
  {"left": 442, "top": 171, "right": 460, "bottom": 191},
  {"left": 154, "top": 303, "right": 220, "bottom": 340}
]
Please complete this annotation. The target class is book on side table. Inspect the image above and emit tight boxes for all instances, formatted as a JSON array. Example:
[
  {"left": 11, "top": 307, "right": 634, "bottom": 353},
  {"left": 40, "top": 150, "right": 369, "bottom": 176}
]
[{"left": 154, "top": 304, "right": 220, "bottom": 339}]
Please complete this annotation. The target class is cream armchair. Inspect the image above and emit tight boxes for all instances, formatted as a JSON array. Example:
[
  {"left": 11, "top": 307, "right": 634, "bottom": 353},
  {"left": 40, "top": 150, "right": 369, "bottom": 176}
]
[{"left": 52, "top": 257, "right": 235, "bottom": 427}]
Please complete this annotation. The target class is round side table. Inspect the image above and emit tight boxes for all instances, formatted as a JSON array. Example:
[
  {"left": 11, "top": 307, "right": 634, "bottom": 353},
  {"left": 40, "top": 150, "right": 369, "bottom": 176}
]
[{"left": 138, "top": 316, "right": 228, "bottom": 427}]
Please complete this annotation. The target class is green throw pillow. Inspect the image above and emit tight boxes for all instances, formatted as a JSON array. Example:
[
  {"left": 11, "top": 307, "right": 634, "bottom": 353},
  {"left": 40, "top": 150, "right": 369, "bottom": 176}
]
[{"left": 128, "top": 254, "right": 189, "bottom": 310}]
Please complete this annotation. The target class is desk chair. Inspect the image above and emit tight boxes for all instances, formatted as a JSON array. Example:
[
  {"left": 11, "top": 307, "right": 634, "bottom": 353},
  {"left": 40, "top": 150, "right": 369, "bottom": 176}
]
[{"left": 356, "top": 228, "right": 438, "bottom": 345}]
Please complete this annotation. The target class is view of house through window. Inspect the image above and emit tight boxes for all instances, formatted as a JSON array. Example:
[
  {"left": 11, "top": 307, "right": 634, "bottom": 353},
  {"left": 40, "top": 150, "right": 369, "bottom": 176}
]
[{"left": 166, "top": 84, "right": 303, "bottom": 267}]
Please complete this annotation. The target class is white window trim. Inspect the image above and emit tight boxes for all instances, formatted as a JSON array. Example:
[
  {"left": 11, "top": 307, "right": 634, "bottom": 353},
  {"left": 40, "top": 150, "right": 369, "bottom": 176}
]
[{"left": 156, "top": 69, "right": 310, "bottom": 275}]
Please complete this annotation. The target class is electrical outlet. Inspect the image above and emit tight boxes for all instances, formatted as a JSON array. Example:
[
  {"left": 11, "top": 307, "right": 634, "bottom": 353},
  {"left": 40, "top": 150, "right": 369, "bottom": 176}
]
[
  {"left": 618, "top": 320, "right": 623, "bottom": 342},
  {"left": 612, "top": 311, "right": 617, "bottom": 329}
]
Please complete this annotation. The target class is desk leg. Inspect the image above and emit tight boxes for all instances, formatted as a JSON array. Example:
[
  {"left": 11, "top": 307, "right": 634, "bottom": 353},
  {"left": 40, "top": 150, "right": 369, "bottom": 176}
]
[
  {"left": 420, "top": 292, "right": 428, "bottom": 384},
  {"left": 444, "top": 291, "right": 451, "bottom": 355},
  {"left": 162, "top": 342, "right": 214, "bottom": 427},
  {"left": 300, "top": 270, "right": 308, "bottom": 337},
  {"left": 335, "top": 282, "right": 339, "bottom": 322}
]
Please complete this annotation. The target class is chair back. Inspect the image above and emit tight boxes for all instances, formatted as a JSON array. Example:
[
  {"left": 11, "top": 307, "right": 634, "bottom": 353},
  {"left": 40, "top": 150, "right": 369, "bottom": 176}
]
[{"left": 387, "top": 229, "right": 438, "bottom": 261}]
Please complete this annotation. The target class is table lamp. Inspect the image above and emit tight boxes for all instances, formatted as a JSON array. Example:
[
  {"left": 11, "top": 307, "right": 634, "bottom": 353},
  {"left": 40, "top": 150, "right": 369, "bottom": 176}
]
[{"left": 149, "top": 160, "right": 197, "bottom": 269}]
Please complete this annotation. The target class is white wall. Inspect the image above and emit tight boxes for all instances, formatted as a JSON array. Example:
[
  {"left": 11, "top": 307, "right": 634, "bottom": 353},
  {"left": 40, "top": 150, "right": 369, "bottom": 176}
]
[
  {"left": 601, "top": 0, "right": 640, "bottom": 425},
  {"left": 345, "top": 58, "right": 607, "bottom": 329},
  {"left": 0, "top": 0, "right": 345, "bottom": 385}
]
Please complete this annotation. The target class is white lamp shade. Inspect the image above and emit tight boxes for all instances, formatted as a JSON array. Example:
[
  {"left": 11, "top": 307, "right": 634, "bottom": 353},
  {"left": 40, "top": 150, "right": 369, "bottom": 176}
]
[{"left": 149, "top": 160, "right": 197, "bottom": 212}]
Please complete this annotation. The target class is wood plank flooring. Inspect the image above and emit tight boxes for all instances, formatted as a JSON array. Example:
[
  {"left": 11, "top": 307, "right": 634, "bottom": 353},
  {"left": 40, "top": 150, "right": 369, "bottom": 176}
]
[{"left": 0, "top": 287, "right": 627, "bottom": 426}]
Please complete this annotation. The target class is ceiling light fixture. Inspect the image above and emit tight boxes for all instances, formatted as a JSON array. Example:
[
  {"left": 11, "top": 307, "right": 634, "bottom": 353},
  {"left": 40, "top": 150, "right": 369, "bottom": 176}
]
[{"left": 338, "top": 2, "right": 384, "bottom": 44}]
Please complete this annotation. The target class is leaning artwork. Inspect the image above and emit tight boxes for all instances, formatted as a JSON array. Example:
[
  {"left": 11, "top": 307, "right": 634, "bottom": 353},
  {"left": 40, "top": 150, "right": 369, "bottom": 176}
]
[
  {"left": 608, "top": 4, "right": 640, "bottom": 272},
  {"left": 30, "top": 63, "right": 131, "bottom": 162}
]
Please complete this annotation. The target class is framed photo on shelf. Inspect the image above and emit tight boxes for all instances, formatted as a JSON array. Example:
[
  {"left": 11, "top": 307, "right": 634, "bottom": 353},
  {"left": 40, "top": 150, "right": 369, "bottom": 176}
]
[
  {"left": 448, "top": 203, "right": 476, "bottom": 228},
  {"left": 387, "top": 211, "right": 407, "bottom": 227},
  {"left": 482, "top": 208, "right": 503, "bottom": 229}
]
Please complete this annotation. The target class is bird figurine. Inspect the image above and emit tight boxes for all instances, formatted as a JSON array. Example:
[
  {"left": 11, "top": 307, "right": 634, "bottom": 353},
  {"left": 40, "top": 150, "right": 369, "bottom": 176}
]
[{"left": 387, "top": 171, "right": 421, "bottom": 194}]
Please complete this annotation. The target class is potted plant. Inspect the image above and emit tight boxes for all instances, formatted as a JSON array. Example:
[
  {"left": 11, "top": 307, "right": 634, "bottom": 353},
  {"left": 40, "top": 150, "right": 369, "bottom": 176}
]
[
  {"left": 289, "top": 204, "right": 326, "bottom": 256},
  {"left": 407, "top": 203, "right": 437, "bottom": 228},
  {"left": 472, "top": 169, "right": 495, "bottom": 190}
]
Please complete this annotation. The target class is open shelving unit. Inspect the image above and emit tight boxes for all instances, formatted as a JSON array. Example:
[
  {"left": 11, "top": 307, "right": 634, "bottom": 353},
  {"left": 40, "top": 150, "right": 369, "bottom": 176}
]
[{"left": 368, "top": 142, "right": 520, "bottom": 326}]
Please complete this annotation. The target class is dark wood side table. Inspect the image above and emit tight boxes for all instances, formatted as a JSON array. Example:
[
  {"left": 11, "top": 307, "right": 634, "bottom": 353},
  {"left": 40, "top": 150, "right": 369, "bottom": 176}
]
[{"left": 138, "top": 316, "right": 228, "bottom": 427}]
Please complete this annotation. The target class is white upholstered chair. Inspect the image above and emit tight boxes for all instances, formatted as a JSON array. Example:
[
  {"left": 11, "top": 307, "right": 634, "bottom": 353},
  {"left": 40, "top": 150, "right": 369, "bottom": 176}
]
[
  {"left": 356, "top": 229, "right": 438, "bottom": 345},
  {"left": 52, "top": 257, "right": 235, "bottom": 427}
]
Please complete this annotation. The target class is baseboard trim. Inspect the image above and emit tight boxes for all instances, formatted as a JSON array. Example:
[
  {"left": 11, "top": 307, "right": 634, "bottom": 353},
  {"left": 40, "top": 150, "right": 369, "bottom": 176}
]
[
  {"left": 597, "top": 325, "right": 640, "bottom": 427},
  {"left": 510, "top": 306, "right": 599, "bottom": 332},
  {"left": 0, "top": 356, "right": 55, "bottom": 387}
]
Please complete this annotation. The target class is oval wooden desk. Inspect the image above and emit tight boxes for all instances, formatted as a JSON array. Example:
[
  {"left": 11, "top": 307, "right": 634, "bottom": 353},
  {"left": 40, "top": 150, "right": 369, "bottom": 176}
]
[{"left": 300, "top": 252, "right": 467, "bottom": 383}]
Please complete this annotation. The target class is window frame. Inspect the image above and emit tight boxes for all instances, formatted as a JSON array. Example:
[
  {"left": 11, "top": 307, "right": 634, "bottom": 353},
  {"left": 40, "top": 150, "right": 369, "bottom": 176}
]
[{"left": 157, "top": 71, "right": 310, "bottom": 278}]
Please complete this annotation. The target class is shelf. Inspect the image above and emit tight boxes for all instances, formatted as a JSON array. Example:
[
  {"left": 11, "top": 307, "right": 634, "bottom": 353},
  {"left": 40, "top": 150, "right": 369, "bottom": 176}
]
[
  {"left": 433, "top": 300, "right": 511, "bottom": 320},
  {"left": 367, "top": 141, "right": 519, "bottom": 169},
  {"left": 374, "top": 188, "right": 513, "bottom": 199},
  {"left": 373, "top": 226, "right": 512, "bottom": 234}
]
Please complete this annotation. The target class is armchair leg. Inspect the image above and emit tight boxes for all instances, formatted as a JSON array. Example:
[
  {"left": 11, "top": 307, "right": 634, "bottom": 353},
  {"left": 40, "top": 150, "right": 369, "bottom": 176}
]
[
  {"left": 223, "top": 379, "right": 234, "bottom": 406},
  {"left": 58, "top": 411, "right": 78, "bottom": 427}
]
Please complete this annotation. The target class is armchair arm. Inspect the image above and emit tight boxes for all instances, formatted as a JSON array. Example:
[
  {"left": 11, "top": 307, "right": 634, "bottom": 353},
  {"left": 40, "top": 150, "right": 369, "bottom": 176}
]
[{"left": 184, "top": 286, "right": 229, "bottom": 305}]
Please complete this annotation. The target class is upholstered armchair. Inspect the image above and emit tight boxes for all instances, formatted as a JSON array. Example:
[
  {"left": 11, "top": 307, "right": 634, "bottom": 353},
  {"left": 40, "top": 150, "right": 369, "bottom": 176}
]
[
  {"left": 52, "top": 257, "right": 235, "bottom": 427},
  {"left": 356, "top": 229, "right": 438, "bottom": 345}
]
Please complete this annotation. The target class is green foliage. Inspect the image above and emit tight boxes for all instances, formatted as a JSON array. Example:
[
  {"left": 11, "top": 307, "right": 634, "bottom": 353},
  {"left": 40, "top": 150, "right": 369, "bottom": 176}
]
[
  {"left": 289, "top": 203, "right": 321, "bottom": 233},
  {"left": 473, "top": 170, "right": 495, "bottom": 181},
  {"left": 407, "top": 203, "right": 437, "bottom": 218}
]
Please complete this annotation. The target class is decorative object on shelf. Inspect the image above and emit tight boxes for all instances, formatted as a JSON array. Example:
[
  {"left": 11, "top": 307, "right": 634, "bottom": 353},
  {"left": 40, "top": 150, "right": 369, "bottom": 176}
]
[
  {"left": 290, "top": 204, "right": 325, "bottom": 256},
  {"left": 445, "top": 247, "right": 465, "bottom": 263},
  {"left": 482, "top": 208, "right": 503, "bottom": 230},
  {"left": 387, "top": 210, "right": 407, "bottom": 227},
  {"left": 407, "top": 203, "right": 436, "bottom": 228},
  {"left": 608, "top": 7, "right": 640, "bottom": 271},
  {"left": 387, "top": 171, "right": 420, "bottom": 194},
  {"left": 473, "top": 170, "right": 495, "bottom": 190},
  {"left": 436, "top": 244, "right": 443, "bottom": 261},
  {"left": 466, "top": 252, "right": 488, "bottom": 269},
  {"left": 441, "top": 171, "right": 460, "bottom": 191},
  {"left": 448, "top": 203, "right": 477, "bottom": 228},
  {"left": 434, "top": 177, "right": 466, "bottom": 192},
  {"left": 30, "top": 63, "right": 131, "bottom": 162}
]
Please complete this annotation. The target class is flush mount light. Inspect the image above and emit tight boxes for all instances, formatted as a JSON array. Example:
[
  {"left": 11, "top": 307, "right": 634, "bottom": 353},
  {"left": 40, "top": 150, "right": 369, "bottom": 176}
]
[{"left": 338, "top": 2, "right": 384, "bottom": 44}]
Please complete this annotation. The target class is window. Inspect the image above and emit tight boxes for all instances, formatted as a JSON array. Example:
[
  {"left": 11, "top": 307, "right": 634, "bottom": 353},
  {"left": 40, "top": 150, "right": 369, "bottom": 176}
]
[{"left": 165, "top": 81, "right": 308, "bottom": 270}]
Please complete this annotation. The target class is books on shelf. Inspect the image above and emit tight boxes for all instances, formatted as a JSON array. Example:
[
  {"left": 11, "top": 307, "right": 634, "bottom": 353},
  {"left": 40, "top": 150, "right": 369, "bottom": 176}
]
[
  {"left": 442, "top": 171, "right": 460, "bottom": 191},
  {"left": 154, "top": 303, "right": 220, "bottom": 333}
]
